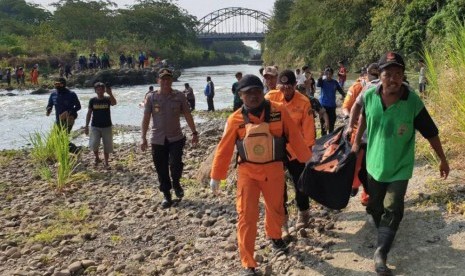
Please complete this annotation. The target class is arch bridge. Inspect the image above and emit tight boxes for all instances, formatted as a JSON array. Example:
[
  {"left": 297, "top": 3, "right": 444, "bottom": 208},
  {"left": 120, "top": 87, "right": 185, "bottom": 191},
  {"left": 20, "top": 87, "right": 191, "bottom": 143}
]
[{"left": 197, "top": 7, "right": 270, "bottom": 42}]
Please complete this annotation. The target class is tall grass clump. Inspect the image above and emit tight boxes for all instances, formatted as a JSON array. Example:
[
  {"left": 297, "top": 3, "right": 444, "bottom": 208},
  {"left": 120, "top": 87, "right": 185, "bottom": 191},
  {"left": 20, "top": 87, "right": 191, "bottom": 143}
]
[
  {"left": 421, "top": 22, "right": 465, "bottom": 166},
  {"left": 28, "top": 125, "right": 78, "bottom": 190}
]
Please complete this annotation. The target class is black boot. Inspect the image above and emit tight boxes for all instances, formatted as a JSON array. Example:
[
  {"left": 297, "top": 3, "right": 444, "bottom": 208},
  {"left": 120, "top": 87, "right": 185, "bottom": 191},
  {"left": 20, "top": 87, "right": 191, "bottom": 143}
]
[
  {"left": 172, "top": 182, "right": 184, "bottom": 199},
  {"left": 374, "top": 226, "right": 395, "bottom": 276},
  {"left": 161, "top": 191, "right": 172, "bottom": 209}
]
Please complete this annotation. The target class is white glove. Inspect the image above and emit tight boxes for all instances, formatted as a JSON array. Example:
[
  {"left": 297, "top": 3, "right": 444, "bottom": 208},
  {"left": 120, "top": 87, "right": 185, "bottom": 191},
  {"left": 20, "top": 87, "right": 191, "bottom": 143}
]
[{"left": 210, "top": 179, "right": 220, "bottom": 195}]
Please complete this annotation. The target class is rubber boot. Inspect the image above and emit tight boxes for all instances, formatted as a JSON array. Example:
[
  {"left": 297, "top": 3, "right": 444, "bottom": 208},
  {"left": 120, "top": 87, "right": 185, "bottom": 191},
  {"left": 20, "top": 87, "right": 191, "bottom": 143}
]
[
  {"left": 295, "top": 209, "right": 310, "bottom": 230},
  {"left": 281, "top": 215, "right": 290, "bottom": 240},
  {"left": 374, "top": 226, "right": 395, "bottom": 276}
]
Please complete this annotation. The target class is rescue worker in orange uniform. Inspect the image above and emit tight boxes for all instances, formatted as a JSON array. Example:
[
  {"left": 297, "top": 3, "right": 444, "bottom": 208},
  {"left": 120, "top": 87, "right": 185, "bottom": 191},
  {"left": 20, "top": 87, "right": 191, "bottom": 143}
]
[
  {"left": 210, "top": 74, "right": 311, "bottom": 276},
  {"left": 345, "top": 63, "right": 380, "bottom": 206},
  {"left": 342, "top": 69, "right": 367, "bottom": 199},
  {"left": 265, "top": 69, "right": 315, "bottom": 236}
]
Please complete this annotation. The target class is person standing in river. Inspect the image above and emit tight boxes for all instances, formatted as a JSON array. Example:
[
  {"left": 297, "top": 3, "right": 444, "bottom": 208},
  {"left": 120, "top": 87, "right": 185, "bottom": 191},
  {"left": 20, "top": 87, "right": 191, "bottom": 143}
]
[
  {"left": 85, "top": 82, "right": 117, "bottom": 168},
  {"left": 204, "top": 76, "right": 215, "bottom": 112},
  {"left": 352, "top": 52, "right": 449, "bottom": 276},
  {"left": 183, "top": 83, "right": 195, "bottom": 111},
  {"left": 141, "top": 68, "right": 199, "bottom": 209},
  {"left": 46, "top": 78, "right": 81, "bottom": 133}
]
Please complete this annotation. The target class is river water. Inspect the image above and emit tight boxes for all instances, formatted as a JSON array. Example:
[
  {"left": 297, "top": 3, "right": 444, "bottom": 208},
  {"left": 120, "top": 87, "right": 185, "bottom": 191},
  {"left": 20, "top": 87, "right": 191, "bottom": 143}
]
[
  {"left": 0, "top": 65, "right": 267, "bottom": 149},
  {"left": 0, "top": 64, "right": 357, "bottom": 150}
]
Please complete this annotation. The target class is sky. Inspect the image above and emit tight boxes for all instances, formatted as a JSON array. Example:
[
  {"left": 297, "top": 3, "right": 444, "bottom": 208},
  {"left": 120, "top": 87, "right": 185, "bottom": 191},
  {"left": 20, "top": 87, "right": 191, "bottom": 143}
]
[{"left": 29, "top": 0, "right": 275, "bottom": 19}]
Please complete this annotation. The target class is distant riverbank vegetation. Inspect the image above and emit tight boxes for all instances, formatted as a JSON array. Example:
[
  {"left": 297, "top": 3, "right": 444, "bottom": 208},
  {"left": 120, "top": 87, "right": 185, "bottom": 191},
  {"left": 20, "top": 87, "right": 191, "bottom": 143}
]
[
  {"left": 264, "top": 0, "right": 465, "bottom": 70},
  {"left": 0, "top": 0, "right": 253, "bottom": 72}
]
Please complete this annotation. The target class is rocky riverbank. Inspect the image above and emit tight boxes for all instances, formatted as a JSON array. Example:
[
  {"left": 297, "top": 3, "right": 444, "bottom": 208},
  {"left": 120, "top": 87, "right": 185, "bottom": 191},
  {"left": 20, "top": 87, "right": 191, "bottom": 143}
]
[
  {"left": 0, "top": 67, "right": 181, "bottom": 92},
  {"left": 0, "top": 112, "right": 464, "bottom": 276}
]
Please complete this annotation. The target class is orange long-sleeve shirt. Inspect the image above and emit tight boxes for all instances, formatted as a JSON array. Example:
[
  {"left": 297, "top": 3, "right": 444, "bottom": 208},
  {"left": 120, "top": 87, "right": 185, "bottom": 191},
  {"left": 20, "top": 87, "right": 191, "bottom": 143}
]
[
  {"left": 265, "top": 89, "right": 315, "bottom": 160},
  {"left": 210, "top": 100, "right": 311, "bottom": 181},
  {"left": 342, "top": 78, "right": 364, "bottom": 111}
]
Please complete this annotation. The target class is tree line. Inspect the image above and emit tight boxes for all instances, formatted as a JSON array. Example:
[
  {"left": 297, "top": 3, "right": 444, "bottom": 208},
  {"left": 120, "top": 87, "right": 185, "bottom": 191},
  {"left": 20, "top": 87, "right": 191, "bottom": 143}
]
[
  {"left": 263, "top": 0, "right": 465, "bottom": 70},
  {"left": 0, "top": 0, "right": 252, "bottom": 68}
]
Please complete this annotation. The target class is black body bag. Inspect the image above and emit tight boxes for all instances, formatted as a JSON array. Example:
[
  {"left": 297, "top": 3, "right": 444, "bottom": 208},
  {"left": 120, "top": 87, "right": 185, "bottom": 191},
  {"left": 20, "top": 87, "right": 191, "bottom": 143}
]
[{"left": 297, "top": 126, "right": 356, "bottom": 210}]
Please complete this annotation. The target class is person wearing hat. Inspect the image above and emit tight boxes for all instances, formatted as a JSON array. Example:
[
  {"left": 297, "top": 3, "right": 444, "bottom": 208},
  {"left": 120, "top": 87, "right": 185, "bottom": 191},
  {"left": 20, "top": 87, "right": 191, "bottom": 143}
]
[
  {"left": 352, "top": 52, "right": 449, "bottom": 276},
  {"left": 46, "top": 77, "right": 81, "bottom": 133},
  {"left": 265, "top": 69, "right": 316, "bottom": 236},
  {"left": 209, "top": 74, "right": 311, "bottom": 276},
  {"left": 263, "top": 66, "right": 278, "bottom": 94},
  {"left": 141, "top": 68, "right": 199, "bottom": 209},
  {"left": 84, "top": 82, "right": 117, "bottom": 168},
  {"left": 317, "top": 67, "right": 346, "bottom": 136}
]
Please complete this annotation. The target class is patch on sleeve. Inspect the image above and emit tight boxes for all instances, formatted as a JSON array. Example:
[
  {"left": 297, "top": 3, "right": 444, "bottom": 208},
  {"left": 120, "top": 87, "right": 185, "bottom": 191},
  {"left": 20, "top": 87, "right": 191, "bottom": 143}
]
[{"left": 269, "top": 112, "right": 282, "bottom": 122}]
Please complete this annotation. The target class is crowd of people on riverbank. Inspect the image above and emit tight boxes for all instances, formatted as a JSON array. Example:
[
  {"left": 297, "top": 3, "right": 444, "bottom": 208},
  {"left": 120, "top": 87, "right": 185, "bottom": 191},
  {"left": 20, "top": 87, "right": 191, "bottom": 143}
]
[
  {"left": 0, "top": 65, "right": 40, "bottom": 87},
  {"left": 42, "top": 51, "right": 448, "bottom": 276}
]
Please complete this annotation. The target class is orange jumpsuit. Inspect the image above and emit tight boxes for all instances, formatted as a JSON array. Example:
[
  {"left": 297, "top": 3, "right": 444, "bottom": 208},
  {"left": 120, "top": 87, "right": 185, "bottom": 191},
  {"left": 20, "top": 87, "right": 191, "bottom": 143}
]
[
  {"left": 342, "top": 78, "right": 368, "bottom": 204},
  {"left": 210, "top": 101, "right": 311, "bottom": 268},
  {"left": 265, "top": 89, "right": 315, "bottom": 159}
]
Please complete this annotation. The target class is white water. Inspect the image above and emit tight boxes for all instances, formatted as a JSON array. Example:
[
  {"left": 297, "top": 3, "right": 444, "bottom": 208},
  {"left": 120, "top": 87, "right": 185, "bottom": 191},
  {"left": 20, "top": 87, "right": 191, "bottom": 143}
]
[{"left": 0, "top": 65, "right": 263, "bottom": 150}]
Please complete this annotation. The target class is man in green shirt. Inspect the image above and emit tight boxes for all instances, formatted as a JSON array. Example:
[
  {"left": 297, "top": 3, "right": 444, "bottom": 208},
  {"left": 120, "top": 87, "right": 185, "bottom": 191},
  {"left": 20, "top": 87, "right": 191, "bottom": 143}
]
[{"left": 352, "top": 52, "right": 449, "bottom": 276}]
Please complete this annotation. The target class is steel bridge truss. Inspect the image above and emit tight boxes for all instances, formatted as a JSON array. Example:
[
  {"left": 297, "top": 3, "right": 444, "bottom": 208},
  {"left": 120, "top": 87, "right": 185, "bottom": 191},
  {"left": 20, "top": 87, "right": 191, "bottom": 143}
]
[{"left": 197, "top": 7, "right": 270, "bottom": 35}]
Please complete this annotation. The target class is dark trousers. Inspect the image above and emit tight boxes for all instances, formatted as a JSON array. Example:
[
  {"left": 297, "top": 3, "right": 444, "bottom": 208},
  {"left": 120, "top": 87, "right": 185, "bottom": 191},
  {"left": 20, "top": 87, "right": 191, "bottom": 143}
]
[
  {"left": 320, "top": 106, "right": 336, "bottom": 136},
  {"left": 366, "top": 174, "right": 408, "bottom": 231},
  {"left": 188, "top": 99, "right": 195, "bottom": 111},
  {"left": 151, "top": 137, "right": 186, "bottom": 193},
  {"left": 283, "top": 159, "right": 309, "bottom": 213},
  {"left": 207, "top": 96, "right": 215, "bottom": 111}
]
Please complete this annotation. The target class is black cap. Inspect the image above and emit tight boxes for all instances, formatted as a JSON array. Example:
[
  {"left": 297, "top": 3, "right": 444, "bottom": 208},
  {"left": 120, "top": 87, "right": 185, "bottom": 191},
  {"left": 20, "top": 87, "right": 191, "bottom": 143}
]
[
  {"left": 236, "top": 74, "right": 264, "bottom": 92},
  {"left": 158, "top": 68, "right": 173, "bottom": 78},
  {"left": 278, "top": 69, "right": 297, "bottom": 85},
  {"left": 378, "top": 51, "right": 405, "bottom": 70},
  {"left": 367, "top": 63, "right": 379, "bottom": 78}
]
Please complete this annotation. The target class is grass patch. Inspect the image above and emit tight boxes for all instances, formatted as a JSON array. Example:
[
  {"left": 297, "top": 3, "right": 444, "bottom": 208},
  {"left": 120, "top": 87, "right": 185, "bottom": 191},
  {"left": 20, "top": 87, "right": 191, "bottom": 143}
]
[
  {"left": 0, "top": 150, "right": 19, "bottom": 167},
  {"left": 0, "top": 182, "right": 7, "bottom": 193},
  {"left": 118, "top": 148, "right": 136, "bottom": 167},
  {"left": 28, "top": 125, "right": 79, "bottom": 190},
  {"left": 57, "top": 205, "right": 91, "bottom": 223},
  {"left": 29, "top": 205, "right": 94, "bottom": 244},
  {"left": 415, "top": 177, "right": 465, "bottom": 216},
  {"left": 39, "top": 255, "right": 54, "bottom": 266},
  {"left": 110, "top": 235, "right": 122, "bottom": 244},
  {"left": 192, "top": 109, "right": 233, "bottom": 120}
]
